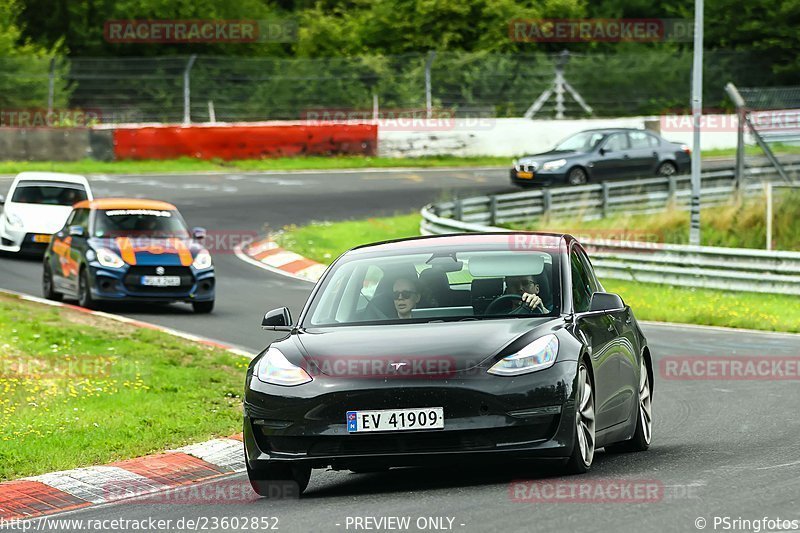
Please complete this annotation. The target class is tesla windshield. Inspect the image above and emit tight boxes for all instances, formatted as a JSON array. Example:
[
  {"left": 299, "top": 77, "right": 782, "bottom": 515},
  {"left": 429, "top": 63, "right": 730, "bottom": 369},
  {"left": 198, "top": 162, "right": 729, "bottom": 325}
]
[
  {"left": 305, "top": 246, "right": 561, "bottom": 326},
  {"left": 554, "top": 131, "right": 606, "bottom": 152},
  {"left": 11, "top": 182, "right": 88, "bottom": 206},
  {"left": 93, "top": 209, "right": 190, "bottom": 238}
]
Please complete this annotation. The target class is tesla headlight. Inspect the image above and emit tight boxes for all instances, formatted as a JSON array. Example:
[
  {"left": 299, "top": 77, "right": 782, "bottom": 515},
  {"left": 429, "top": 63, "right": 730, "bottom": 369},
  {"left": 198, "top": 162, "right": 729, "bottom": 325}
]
[
  {"left": 192, "top": 249, "right": 213, "bottom": 270},
  {"left": 254, "top": 347, "right": 312, "bottom": 386},
  {"left": 95, "top": 248, "right": 125, "bottom": 268},
  {"left": 542, "top": 159, "right": 567, "bottom": 171},
  {"left": 488, "top": 334, "right": 558, "bottom": 376},
  {"left": 5, "top": 212, "right": 23, "bottom": 228}
]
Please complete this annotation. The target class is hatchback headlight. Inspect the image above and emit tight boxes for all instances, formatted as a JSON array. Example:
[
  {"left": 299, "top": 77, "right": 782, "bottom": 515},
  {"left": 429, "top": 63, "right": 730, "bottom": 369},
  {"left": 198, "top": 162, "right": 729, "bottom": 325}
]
[
  {"left": 542, "top": 159, "right": 567, "bottom": 171},
  {"left": 488, "top": 335, "right": 558, "bottom": 376},
  {"left": 254, "top": 347, "right": 312, "bottom": 386},
  {"left": 95, "top": 248, "right": 125, "bottom": 269},
  {"left": 5, "top": 212, "right": 23, "bottom": 228},
  {"left": 192, "top": 249, "right": 213, "bottom": 270}
]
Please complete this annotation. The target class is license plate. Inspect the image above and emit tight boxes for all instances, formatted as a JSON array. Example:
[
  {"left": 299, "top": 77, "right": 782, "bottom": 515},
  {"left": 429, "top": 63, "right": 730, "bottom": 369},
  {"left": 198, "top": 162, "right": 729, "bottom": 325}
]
[
  {"left": 140, "top": 276, "right": 181, "bottom": 287},
  {"left": 32, "top": 234, "right": 52, "bottom": 243},
  {"left": 346, "top": 407, "right": 444, "bottom": 433},
  {"left": 516, "top": 171, "right": 534, "bottom": 179}
]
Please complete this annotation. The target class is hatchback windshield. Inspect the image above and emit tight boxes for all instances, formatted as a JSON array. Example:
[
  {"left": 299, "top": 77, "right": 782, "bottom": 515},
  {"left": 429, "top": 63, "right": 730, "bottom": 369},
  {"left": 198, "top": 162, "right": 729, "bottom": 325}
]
[
  {"left": 304, "top": 244, "right": 561, "bottom": 327},
  {"left": 93, "top": 208, "right": 189, "bottom": 238},
  {"left": 11, "top": 182, "right": 88, "bottom": 206},
  {"left": 554, "top": 131, "right": 606, "bottom": 152}
]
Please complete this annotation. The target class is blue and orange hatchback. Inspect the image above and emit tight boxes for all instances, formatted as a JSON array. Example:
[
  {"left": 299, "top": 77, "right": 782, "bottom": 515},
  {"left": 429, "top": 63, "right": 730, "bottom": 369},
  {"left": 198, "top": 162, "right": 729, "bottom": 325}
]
[{"left": 42, "top": 198, "right": 215, "bottom": 313}]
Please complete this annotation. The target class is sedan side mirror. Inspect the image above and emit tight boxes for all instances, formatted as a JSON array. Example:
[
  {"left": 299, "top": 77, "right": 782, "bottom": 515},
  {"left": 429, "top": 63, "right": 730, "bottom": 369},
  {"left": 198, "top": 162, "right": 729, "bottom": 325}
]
[
  {"left": 599, "top": 147, "right": 608, "bottom": 156},
  {"left": 262, "top": 307, "right": 293, "bottom": 331},
  {"left": 69, "top": 225, "right": 86, "bottom": 237},
  {"left": 192, "top": 227, "right": 207, "bottom": 241},
  {"left": 589, "top": 292, "right": 625, "bottom": 312}
]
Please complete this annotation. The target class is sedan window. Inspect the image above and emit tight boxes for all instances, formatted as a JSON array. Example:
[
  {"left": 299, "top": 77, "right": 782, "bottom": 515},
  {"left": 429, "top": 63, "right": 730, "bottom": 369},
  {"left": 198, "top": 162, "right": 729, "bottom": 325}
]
[
  {"left": 603, "top": 133, "right": 629, "bottom": 152},
  {"left": 628, "top": 131, "right": 652, "bottom": 150}
]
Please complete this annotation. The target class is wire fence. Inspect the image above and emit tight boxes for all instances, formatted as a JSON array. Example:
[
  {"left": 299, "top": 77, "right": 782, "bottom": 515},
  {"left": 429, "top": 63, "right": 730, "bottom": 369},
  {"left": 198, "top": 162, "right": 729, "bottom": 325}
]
[{"left": 0, "top": 50, "right": 783, "bottom": 124}]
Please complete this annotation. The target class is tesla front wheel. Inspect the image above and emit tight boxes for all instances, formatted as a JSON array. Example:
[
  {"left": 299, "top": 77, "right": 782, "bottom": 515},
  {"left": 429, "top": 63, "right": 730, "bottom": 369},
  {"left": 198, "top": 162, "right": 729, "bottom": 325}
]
[
  {"left": 606, "top": 359, "right": 652, "bottom": 453},
  {"left": 564, "top": 361, "right": 595, "bottom": 474},
  {"left": 246, "top": 460, "right": 311, "bottom": 498},
  {"left": 192, "top": 300, "right": 215, "bottom": 313}
]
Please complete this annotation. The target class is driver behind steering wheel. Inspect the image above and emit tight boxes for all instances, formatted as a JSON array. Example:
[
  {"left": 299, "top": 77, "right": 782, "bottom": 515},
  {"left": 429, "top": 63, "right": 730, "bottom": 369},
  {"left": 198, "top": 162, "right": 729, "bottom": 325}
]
[{"left": 504, "top": 275, "right": 549, "bottom": 314}]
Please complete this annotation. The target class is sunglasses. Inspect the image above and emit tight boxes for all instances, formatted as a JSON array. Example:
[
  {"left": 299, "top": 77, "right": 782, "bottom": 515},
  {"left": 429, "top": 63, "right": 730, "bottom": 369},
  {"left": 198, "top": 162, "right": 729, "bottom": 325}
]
[{"left": 393, "top": 290, "right": 418, "bottom": 300}]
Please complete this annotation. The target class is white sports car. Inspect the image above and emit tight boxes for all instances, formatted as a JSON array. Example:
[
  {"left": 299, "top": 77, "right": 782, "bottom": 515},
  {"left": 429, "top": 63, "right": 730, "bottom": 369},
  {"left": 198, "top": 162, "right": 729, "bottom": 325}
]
[{"left": 0, "top": 172, "right": 93, "bottom": 254}]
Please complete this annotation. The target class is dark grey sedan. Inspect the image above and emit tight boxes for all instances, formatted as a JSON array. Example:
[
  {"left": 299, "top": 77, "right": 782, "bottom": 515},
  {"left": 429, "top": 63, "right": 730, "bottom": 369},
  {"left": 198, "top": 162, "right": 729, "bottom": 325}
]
[{"left": 511, "top": 128, "right": 691, "bottom": 187}]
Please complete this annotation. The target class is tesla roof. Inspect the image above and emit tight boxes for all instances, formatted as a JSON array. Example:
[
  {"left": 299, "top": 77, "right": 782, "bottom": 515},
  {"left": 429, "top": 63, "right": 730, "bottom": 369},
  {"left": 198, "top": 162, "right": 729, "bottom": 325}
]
[
  {"left": 73, "top": 198, "right": 178, "bottom": 210},
  {"left": 350, "top": 232, "right": 566, "bottom": 254}
]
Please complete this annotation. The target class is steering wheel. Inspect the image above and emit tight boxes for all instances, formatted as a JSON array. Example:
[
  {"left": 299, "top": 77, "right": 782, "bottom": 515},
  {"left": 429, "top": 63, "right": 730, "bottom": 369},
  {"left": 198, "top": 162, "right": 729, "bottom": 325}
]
[{"left": 484, "top": 294, "right": 535, "bottom": 316}]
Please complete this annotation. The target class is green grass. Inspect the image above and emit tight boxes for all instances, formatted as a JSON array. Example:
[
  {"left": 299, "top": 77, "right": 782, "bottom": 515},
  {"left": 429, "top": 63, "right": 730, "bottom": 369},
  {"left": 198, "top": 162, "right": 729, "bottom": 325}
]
[
  {"left": 506, "top": 190, "right": 800, "bottom": 251},
  {"left": 702, "top": 143, "right": 800, "bottom": 158},
  {"left": 274, "top": 213, "right": 422, "bottom": 263},
  {"left": 0, "top": 293, "right": 246, "bottom": 481},
  {"left": 273, "top": 214, "right": 799, "bottom": 333},
  {"left": 0, "top": 155, "right": 510, "bottom": 175}
]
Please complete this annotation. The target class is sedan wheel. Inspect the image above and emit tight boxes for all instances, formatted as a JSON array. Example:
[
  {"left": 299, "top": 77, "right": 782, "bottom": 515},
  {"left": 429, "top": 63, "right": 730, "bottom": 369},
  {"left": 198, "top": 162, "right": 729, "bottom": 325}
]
[
  {"left": 656, "top": 161, "right": 677, "bottom": 177},
  {"left": 567, "top": 167, "right": 588, "bottom": 185},
  {"left": 565, "top": 362, "right": 595, "bottom": 473},
  {"left": 43, "top": 264, "right": 62, "bottom": 302},
  {"left": 78, "top": 269, "right": 97, "bottom": 310}
]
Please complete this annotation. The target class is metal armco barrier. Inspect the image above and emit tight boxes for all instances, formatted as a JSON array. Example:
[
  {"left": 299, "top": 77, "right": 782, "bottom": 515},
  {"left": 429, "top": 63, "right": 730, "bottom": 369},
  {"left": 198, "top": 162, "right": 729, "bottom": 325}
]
[
  {"left": 420, "top": 166, "right": 800, "bottom": 295},
  {"left": 430, "top": 165, "right": 799, "bottom": 226}
]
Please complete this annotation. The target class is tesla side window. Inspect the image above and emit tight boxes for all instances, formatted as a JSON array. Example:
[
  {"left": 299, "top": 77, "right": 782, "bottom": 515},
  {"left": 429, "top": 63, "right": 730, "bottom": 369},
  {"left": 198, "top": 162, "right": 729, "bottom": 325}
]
[
  {"left": 305, "top": 248, "right": 560, "bottom": 326},
  {"left": 575, "top": 246, "right": 602, "bottom": 293},
  {"left": 603, "top": 134, "right": 628, "bottom": 152},
  {"left": 628, "top": 131, "right": 651, "bottom": 150},
  {"left": 11, "top": 183, "right": 88, "bottom": 206},
  {"left": 570, "top": 248, "right": 593, "bottom": 313}
]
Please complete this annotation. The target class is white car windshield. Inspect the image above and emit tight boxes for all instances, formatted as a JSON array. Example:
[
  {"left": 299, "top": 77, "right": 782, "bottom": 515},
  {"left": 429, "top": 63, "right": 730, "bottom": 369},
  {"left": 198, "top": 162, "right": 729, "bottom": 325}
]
[{"left": 11, "top": 182, "right": 88, "bottom": 206}]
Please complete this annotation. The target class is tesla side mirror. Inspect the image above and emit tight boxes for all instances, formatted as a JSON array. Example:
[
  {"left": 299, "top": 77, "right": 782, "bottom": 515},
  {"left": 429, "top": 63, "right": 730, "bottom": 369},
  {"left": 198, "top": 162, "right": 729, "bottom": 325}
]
[
  {"left": 262, "top": 307, "right": 293, "bottom": 331},
  {"left": 589, "top": 292, "right": 625, "bottom": 312},
  {"left": 192, "top": 227, "right": 207, "bottom": 241},
  {"left": 69, "top": 225, "right": 86, "bottom": 237}
]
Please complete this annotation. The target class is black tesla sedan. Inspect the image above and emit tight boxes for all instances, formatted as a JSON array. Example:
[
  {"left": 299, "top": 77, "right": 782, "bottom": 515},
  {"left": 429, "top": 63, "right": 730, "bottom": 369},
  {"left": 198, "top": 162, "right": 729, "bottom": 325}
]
[
  {"left": 510, "top": 128, "right": 691, "bottom": 187},
  {"left": 244, "top": 233, "right": 653, "bottom": 496}
]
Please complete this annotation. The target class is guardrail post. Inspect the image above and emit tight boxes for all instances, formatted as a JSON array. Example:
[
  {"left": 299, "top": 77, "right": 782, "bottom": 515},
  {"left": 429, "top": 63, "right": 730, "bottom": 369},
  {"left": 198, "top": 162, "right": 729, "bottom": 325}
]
[
  {"left": 668, "top": 176, "right": 677, "bottom": 204},
  {"left": 601, "top": 182, "right": 610, "bottom": 218},
  {"left": 542, "top": 189, "right": 552, "bottom": 215},
  {"left": 488, "top": 196, "right": 498, "bottom": 226},
  {"left": 454, "top": 198, "right": 463, "bottom": 221}
]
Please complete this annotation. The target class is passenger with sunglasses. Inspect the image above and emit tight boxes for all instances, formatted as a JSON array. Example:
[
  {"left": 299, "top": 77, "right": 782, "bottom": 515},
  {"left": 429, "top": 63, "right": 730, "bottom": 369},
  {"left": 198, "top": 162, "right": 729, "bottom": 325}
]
[{"left": 392, "top": 277, "right": 422, "bottom": 319}]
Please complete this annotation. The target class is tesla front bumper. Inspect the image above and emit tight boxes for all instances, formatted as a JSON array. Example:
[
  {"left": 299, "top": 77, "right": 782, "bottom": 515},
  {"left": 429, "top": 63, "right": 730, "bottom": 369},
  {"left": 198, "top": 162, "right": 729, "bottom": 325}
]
[{"left": 244, "top": 360, "right": 579, "bottom": 471}]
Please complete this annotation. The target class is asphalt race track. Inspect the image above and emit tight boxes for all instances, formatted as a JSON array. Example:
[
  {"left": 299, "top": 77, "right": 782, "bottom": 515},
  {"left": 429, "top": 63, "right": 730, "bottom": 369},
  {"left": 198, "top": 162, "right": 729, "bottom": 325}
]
[{"left": 1, "top": 166, "right": 799, "bottom": 533}]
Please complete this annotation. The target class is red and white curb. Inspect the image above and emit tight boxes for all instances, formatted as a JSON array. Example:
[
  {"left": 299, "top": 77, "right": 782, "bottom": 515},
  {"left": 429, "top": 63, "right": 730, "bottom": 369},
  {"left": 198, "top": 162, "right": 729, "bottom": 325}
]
[
  {"left": 0, "top": 436, "right": 246, "bottom": 520},
  {"left": 0, "top": 289, "right": 252, "bottom": 520},
  {"left": 236, "top": 237, "right": 325, "bottom": 283}
]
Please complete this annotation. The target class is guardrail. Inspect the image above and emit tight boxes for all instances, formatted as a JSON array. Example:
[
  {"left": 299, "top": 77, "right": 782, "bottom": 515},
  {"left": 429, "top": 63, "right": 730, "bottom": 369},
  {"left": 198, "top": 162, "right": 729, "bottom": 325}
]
[
  {"left": 420, "top": 166, "right": 800, "bottom": 295},
  {"left": 429, "top": 165, "right": 800, "bottom": 226}
]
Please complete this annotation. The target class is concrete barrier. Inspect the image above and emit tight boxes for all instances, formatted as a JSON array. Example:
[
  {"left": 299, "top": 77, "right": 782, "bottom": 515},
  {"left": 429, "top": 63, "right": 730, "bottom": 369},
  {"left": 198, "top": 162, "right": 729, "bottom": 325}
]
[{"left": 0, "top": 128, "right": 92, "bottom": 161}]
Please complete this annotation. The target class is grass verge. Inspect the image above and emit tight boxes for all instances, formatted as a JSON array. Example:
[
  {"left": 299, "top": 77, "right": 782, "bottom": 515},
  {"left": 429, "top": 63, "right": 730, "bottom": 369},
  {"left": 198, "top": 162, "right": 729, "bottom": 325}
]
[
  {"left": 505, "top": 190, "right": 800, "bottom": 251},
  {"left": 273, "top": 214, "right": 799, "bottom": 333},
  {"left": 0, "top": 155, "right": 510, "bottom": 175},
  {"left": 0, "top": 293, "right": 245, "bottom": 481}
]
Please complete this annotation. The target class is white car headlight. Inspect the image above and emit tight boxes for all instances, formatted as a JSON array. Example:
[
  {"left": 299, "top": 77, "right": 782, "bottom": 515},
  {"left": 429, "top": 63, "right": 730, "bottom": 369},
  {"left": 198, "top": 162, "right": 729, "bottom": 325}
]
[
  {"left": 5, "top": 212, "right": 24, "bottom": 229},
  {"left": 95, "top": 248, "right": 125, "bottom": 269},
  {"left": 542, "top": 159, "right": 567, "bottom": 171},
  {"left": 255, "top": 347, "right": 312, "bottom": 386},
  {"left": 192, "top": 249, "right": 213, "bottom": 270},
  {"left": 488, "top": 334, "right": 558, "bottom": 376}
]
